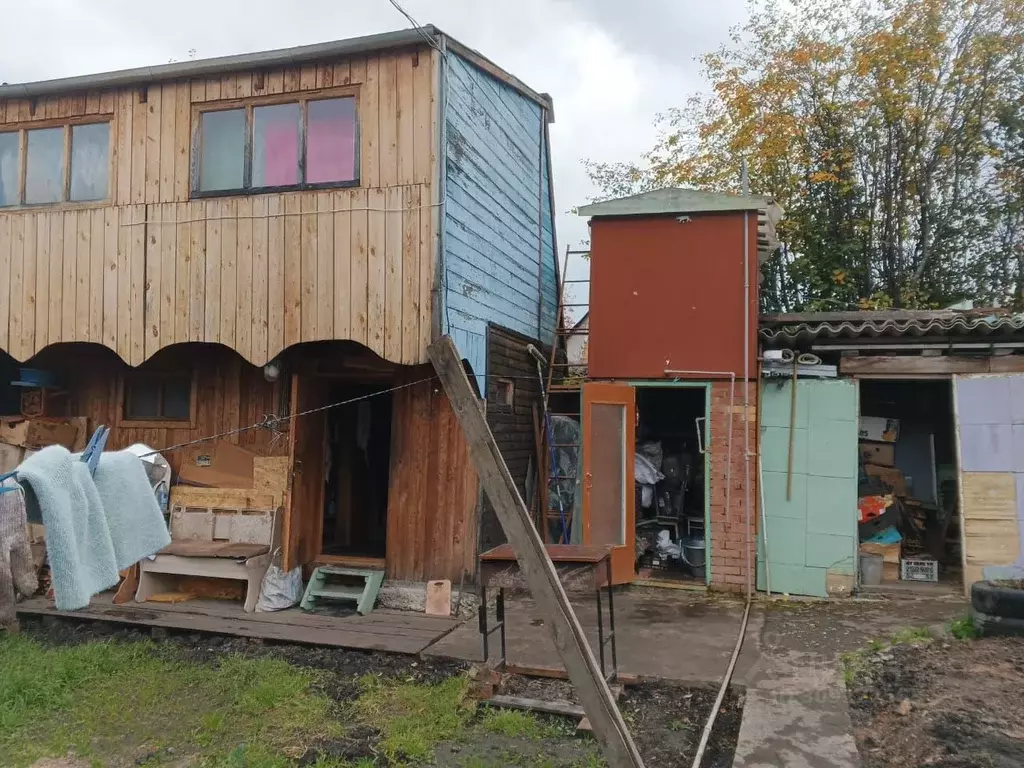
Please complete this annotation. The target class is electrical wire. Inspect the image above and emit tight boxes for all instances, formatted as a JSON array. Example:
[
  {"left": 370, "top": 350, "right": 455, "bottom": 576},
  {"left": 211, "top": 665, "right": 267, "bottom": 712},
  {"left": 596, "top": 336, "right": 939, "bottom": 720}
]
[
  {"left": 384, "top": 0, "right": 453, "bottom": 336},
  {"left": 135, "top": 370, "right": 574, "bottom": 460},
  {"left": 137, "top": 374, "right": 439, "bottom": 458}
]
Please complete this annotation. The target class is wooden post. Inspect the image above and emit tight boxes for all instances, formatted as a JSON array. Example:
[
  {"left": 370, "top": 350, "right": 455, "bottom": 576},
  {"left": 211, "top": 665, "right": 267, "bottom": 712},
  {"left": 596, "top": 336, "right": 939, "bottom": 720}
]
[{"left": 428, "top": 336, "right": 645, "bottom": 768}]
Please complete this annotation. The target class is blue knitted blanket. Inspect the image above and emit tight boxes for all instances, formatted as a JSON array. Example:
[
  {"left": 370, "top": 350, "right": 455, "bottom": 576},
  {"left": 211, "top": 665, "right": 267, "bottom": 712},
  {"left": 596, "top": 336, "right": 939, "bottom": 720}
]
[
  {"left": 18, "top": 446, "right": 119, "bottom": 610},
  {"left": 92, "top": 451, "right": 170, "bottom": 570}
]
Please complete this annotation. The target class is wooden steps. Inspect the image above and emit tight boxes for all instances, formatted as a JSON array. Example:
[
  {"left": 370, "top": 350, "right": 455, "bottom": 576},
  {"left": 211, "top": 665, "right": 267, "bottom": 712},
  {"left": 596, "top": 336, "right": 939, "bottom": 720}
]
[{"left": 300, "top": 566, "right": 384, "bottom": 615}]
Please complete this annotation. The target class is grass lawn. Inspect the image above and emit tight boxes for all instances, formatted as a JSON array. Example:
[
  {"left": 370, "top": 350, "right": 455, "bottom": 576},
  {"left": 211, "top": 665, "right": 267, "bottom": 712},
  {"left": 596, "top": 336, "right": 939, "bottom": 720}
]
[{"left": 0, "top": 631, "right": 604, "bottom": 768}]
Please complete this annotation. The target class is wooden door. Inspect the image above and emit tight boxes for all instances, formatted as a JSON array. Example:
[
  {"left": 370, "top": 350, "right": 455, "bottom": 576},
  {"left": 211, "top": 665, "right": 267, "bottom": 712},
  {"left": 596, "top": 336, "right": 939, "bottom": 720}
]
[
  {"left": 582, "top": 382, "right": 636, "bottom": 584},
  {"left": 282, "top": 374, "right": 329, "bottom": 572}
]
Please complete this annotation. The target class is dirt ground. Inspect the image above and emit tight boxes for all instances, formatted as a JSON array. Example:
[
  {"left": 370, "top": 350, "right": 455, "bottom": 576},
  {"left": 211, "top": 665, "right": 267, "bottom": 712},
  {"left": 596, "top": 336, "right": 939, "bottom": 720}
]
[
  {"left": 848, "top": 636, "right": 1024, "bottom": 768},
  {"left": 17, "top": 617, "right": 743, "bottom": 767}
]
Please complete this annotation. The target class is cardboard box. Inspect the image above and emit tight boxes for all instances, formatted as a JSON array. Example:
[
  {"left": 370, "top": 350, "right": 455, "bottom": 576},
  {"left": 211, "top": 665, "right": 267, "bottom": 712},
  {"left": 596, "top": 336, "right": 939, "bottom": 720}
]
[
  {"left": 0, "top": 417, "right": 85, "bottom": 450},
  {"left": 863, "top": 463, "right": 907, "bottom": 496},
  {"left": 177, "top": 440, "right": 256, "bottom": 488},
  {"left": 859, "top": 416, "right": 899, "bottom": 443},
  {"left": 859, "top": 441, "right": 895, "bottom": 467},
  {"left": 883, "top": 561, "right": 901, "bottom": 582},
  {"left": 860, "top": 540, "right": 901, "bottom": 564},
  {"left": 0, "top": 443, "right": 24, "bottom": 473}
]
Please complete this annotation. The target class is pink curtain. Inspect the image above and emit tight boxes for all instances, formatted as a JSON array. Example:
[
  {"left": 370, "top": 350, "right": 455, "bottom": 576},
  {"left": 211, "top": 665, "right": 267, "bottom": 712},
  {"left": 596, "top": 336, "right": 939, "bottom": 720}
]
[
  {"left": 262, "top": 121, "right": 299, "bottom": 186},
  {"left": 308, "top": 102, "right": 356, "bottom": 183}
]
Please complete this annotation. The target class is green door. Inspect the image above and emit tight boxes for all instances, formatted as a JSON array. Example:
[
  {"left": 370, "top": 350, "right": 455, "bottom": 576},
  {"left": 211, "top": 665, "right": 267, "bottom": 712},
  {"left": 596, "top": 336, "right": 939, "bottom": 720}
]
[{"left": 758, "top": 378, "right": 858, "bottom": 597}]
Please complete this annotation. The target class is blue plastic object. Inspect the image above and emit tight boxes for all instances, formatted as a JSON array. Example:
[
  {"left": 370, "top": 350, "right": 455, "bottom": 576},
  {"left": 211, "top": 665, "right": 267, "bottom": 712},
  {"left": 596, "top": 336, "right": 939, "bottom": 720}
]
[{"left": 0, "top": 424, "right": 109, "bottom": 494}]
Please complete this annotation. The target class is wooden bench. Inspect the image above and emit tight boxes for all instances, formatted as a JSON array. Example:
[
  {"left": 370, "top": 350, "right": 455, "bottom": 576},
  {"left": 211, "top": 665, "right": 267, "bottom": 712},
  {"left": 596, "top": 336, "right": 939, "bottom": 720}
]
[{"left": 136, "top": 504, "right": 281, "bottom": 612}]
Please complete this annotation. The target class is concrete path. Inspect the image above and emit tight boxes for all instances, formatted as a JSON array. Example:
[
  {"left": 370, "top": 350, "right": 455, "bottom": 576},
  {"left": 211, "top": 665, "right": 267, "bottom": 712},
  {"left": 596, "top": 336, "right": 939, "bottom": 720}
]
[
  {"left": 424, "top": 585, "right": 966, "bottom": 767},
  {"left": 426, "top": 587, "right": 759, "bottom": 684},
  {"left": 732, "top": 593, "right": 967, "bottom": 767}
]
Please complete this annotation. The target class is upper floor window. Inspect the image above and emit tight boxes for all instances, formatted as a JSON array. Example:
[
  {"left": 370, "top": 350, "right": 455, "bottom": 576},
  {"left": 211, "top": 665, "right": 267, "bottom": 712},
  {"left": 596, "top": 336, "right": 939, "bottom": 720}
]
[
  {"left": 0, "top": 121, "right": 110, "bottom": 207},
  {"left": 195, "top": 94, "right": 358, "bottom": 196}
]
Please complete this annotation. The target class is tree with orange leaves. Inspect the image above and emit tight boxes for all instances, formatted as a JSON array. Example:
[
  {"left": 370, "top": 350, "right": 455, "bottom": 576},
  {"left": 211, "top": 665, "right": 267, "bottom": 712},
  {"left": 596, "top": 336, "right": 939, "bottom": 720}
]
[{"left": 586, "top": 0, "right": 1024, "bottom": 311}]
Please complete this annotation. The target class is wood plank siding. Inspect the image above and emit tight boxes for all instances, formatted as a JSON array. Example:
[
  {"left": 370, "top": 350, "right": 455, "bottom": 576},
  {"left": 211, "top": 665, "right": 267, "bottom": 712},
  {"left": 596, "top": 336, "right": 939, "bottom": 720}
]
[
  {"left": 442, "top": 52, "right": 558, "bottom": 391},
  {"left": 0, "top": 47, "right": 438, "bottom": 367},
  {"left": 480, "top": 324, "right": 546, "bottom": 552},
  {"left": 386, "top": 369, "right": 479, "bottom": 582},
  {"left": 28, "top": 344, "right": 287, "bottom": 471}
]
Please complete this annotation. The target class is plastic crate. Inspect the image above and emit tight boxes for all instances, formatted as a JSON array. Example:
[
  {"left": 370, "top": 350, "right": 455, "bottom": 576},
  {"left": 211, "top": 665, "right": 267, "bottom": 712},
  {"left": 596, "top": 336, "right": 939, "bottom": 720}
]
[{"left": 901, "top": 557, "right": 939, "bottom": 582}]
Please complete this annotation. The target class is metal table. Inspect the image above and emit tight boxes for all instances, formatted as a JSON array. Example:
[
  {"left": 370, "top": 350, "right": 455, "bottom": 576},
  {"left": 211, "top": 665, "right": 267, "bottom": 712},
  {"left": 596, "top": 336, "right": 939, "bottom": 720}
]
[{"left": 477, "top": 544, "right": 618, "bottom": 681}]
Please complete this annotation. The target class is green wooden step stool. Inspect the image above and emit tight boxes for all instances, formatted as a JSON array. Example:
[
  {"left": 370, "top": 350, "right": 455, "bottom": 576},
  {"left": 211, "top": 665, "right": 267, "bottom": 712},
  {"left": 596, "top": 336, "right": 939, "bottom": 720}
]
[{"left": 300, "top": 566, "right": 385, "bottom": 615}]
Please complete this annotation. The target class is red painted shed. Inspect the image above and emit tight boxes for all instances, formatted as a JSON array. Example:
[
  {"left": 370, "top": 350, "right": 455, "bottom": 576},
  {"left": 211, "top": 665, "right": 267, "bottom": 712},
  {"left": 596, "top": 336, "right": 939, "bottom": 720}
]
[{"left": 578, "top": 189, "right": 772, "bottom": 380}]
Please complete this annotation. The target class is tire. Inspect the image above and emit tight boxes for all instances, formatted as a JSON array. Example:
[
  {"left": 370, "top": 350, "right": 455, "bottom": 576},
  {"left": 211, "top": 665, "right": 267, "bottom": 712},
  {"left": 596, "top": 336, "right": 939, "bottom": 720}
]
[
  {"left": 971, "top": 608, "right": 1024, "bottom": 637},
  {"left": 972, "top": 580, "right": 1024, "bottom": 620}
]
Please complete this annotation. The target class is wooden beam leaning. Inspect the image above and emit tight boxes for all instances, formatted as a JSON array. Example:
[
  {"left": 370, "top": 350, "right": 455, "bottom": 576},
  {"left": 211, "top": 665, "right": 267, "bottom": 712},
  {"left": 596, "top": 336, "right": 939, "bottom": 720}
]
[{"left": 427, "top": 336, "right": 645, "bottom": 768}]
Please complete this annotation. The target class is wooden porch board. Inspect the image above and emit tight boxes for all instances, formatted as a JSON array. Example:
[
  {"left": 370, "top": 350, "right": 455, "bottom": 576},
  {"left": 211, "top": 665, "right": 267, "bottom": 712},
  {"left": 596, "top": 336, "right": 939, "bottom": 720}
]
[{"left": 16, "top": 594, "right": 462, "bottom": 655}]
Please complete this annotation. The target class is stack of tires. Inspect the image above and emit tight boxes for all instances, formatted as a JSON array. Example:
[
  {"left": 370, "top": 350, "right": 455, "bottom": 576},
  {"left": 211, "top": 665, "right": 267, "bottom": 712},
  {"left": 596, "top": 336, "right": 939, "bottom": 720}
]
[{"left": 971, "top": 581, "right": 1024, "bottom": 636}]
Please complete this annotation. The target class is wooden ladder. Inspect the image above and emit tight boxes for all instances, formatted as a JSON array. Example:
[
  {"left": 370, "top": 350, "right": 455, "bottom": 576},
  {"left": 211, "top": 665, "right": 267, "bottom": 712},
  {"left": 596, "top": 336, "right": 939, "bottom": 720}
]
[
  {"left": 547, "top": 245, "right": 591, "bottom": 394},
  {"left": 300, "top": 566, "right": 385, "bottom": 615},
  {"left": 538, "top": 246, "right": 590, "bottom": 543}
]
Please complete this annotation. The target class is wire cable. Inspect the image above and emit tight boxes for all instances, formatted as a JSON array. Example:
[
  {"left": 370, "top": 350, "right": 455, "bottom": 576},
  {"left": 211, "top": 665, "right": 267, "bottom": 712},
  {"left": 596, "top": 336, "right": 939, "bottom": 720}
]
[{"left": 137, "top": 374, "right": 438, "bottom": 458}]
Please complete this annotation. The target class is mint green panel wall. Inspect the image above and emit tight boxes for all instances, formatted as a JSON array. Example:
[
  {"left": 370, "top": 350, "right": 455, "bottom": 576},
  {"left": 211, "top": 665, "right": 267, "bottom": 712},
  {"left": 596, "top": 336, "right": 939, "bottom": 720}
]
[{"left": 758, "top": 379, "right": 858, "bottom": 597}]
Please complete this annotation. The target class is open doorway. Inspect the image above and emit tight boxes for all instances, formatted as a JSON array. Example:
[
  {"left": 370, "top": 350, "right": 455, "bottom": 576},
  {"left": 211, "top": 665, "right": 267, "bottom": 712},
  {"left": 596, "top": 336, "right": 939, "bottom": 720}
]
[
  {"left": 858, "top": 380, "right": 961, "bottom": 590},
  {"left": 320, "top": 382, "right": 393, "bottom": 560},
  {"left": 634, "top": 386, "right": 707, "bottom": 583}
]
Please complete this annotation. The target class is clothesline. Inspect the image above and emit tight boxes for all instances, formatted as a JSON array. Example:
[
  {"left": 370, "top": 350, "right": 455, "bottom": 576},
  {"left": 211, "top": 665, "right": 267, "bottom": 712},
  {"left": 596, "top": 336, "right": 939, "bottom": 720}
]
[
  {"left": 137, "top": 370, "right": 576, "bottom": 459},
  {"left": 137, "top": 374, "right": 441, "bottom": 458}
]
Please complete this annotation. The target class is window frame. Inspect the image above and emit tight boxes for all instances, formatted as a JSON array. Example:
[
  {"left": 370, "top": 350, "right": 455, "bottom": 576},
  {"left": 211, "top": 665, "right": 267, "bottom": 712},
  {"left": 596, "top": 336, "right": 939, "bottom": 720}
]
[
  {"left": 117, "top": 369, "right": 199, "bottom": 429},
  {"left": 0, "top": 115, "right": 114, "bottom": 209},
  {"left": 493, "top": 378, "right": 515, "bottom": 411},
  {"left": 190, "top": 86, "right": 360, "bottom": 198}
]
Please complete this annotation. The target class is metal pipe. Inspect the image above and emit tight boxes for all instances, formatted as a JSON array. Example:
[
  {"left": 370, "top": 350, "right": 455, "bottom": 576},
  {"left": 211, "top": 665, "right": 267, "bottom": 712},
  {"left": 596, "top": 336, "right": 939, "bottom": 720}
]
[
  {"left": 755, "top": 357, "right": 770, "bottom": 596},
  {"left": 691, "top": 206, "right": 757, "bottom": 768},
  {"left": 690, "top": 599, "right": 751, "bottom": 768},
  {"left": 758, "top": 450, "right": 771, "bottom": 596},
  {"left": 743, "top": 209, "right": 752, "bottom": 599}
]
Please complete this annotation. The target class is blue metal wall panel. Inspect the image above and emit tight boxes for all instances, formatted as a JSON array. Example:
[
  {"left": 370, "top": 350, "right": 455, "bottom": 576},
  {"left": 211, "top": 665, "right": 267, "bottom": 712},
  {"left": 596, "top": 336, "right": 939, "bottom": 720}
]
[
  {"left": 955, "top": 374, "right": 1024, "bottom": 584},
  {"left": 442, "top": 51, "right": 558, "bottom": 392}
]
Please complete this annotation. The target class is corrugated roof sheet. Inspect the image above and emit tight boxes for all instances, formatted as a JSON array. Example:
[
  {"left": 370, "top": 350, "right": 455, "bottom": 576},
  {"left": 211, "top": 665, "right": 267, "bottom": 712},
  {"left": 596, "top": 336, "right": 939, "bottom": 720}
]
[
  {"left": 576, "top": 188, "right": 769, "bottom": 218},
  {"left": 760, "top": 309, "right": 1024, "bottom": 345}
]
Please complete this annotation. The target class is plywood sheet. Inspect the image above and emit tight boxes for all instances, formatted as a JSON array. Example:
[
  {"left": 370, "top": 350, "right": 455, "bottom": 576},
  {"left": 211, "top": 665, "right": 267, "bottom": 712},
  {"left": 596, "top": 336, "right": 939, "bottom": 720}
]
[
  {"left": 962, "top": 471, "right": 1021, "bottom": 567},
  {"left": 962, "top": 472, "right": 1018, "bottom": 521},
  {"left": 425, "top": 579, "right": 452, "bottom": 617},
  {"left": 170, "top": 487, "right": 276, "bottom": 509},
  {"left": 253, "top": 457, "right": 289, "bottom": 497}
]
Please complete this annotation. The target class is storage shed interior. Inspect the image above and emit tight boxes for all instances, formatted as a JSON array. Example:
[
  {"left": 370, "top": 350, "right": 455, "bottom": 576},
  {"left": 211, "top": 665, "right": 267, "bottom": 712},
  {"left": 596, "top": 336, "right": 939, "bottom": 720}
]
[
  {"left": 858, "top": 380, "right": 961, "bottom": 588},
  {"left": 634, "top": 386, "right": 707, "bottom": 583}
]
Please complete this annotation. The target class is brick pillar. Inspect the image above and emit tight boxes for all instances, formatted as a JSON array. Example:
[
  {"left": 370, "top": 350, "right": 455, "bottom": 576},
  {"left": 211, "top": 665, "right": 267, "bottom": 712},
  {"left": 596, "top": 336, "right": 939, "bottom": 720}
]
[{"left": 707, "top": 380, "right": 758, "bottom": 593}]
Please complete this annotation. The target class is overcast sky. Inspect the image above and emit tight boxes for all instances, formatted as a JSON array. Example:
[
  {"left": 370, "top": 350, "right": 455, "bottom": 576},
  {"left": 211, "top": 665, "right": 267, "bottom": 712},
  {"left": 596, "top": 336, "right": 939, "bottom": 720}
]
[{"left": 1, "top": 0, "right": 747, "bottom": 287}]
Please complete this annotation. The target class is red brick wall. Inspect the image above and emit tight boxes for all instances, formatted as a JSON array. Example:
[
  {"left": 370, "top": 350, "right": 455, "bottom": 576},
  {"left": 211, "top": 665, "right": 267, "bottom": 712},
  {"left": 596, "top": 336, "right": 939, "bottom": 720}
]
[{"left": 708, "top": 380, "right": 758, "bottom": 592}]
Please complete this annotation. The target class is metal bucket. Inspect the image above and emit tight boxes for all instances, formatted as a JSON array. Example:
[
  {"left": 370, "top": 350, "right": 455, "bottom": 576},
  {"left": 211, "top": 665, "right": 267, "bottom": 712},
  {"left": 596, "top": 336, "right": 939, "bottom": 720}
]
[
  {"left": 859, "top": 552, "right": 883, "bottom": 586},
  {"left": 679, "top": 536, "right": 706, "bottom": 569}
]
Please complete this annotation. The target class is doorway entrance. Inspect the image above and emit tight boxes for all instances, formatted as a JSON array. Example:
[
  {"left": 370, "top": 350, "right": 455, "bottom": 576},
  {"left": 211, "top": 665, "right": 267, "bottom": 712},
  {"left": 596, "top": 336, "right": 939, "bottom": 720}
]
[
  {"left": 580, "top": 382, "right": 709, "bottom": 585},
  {"left": 321, "top": 382, "right": 393, "bottom": 560},
  {"left": 858, "top": 379, "right": 961, "bottom": 591},
  {"left": 633, "top": 386, "right": 708, "bottom": 583}
]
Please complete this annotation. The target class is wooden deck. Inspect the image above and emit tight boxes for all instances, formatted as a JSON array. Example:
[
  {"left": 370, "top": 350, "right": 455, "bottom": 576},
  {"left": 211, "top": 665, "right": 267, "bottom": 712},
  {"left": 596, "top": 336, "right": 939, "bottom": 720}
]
[{"left": 16, "top": 595, "right": 463, "bottom": 656}]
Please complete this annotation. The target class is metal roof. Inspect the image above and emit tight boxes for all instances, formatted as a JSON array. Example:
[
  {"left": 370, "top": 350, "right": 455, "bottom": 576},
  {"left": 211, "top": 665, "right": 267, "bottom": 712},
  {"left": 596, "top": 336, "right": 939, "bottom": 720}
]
[
  {"left": 0, "top": 26, "right": 553, "bottom": 112},
  {"left": 576, "top": 188, "right": 770, "bottom": 218},
  {"left": 760, "top": 309, "right": 1024, "bottom": 346}
]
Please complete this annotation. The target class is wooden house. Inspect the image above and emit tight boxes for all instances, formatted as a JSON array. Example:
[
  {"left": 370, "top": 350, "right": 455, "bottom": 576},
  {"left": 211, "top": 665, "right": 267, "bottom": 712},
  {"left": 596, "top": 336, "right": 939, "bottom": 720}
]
[
  {"left": 0, "top": 26, "right": 559, "bottom": 584},
  {"left": 565, "top": 188, "right": 779, "bottom": 590}
]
